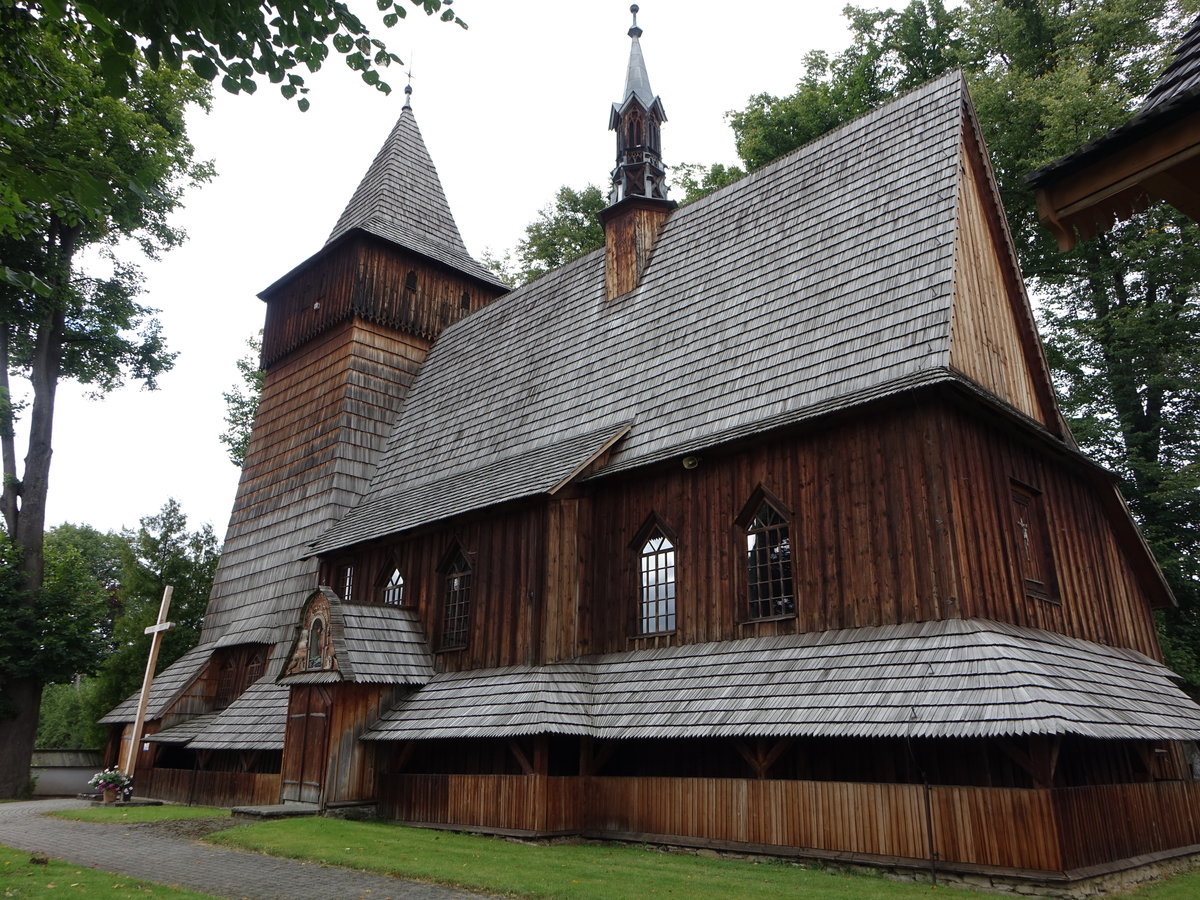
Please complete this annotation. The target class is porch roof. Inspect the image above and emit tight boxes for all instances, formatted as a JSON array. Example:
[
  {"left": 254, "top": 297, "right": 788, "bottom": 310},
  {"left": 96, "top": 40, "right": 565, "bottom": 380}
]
[{"left": 362, "top": 618, "right": 1200, "bottom": 743}]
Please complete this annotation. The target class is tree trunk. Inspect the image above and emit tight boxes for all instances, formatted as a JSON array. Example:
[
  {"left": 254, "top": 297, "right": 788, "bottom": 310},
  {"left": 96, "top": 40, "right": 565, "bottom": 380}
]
[
  {"left": 0, "top": 220, "right": 76, "bottom": 798},
  {"left": 0, "top": 679, "right": 43, "bottom": 797}
]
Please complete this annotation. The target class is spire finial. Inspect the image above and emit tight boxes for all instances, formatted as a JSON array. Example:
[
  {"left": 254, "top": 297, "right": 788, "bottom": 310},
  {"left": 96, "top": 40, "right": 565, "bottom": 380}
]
[
  {"left": 402, "top": 60, "right": 413, "bottom": 109},
  {"left": 628, "top": 4, "right": 642, "bottom": 38}
]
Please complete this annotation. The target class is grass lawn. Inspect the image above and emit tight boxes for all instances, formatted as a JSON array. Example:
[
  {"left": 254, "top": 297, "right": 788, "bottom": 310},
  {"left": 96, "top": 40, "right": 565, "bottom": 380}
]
[
  {"left": 0, "top": 844, "right": 222, "bottom": 898},
  {"left": 51, "top": 806, "right": 228, "bottom": 825},
  {"left": 209, "top": 817, "right": 993, "bottom": 900}
]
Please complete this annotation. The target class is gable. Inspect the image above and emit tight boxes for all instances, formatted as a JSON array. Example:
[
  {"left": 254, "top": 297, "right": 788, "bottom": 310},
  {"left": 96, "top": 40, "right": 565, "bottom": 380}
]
[{"left": 949, "top": 122, "right": 1061, "bottom": 431}]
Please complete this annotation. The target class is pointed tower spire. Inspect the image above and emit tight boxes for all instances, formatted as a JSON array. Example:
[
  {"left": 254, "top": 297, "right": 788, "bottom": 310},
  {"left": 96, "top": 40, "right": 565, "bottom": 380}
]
[
  {"left": 327, "top": 97, "right": 500, "bottom": 286},
  {"left": 601, "top": 4, "right": 676, "bottom": 300},
  {"left": 608, "top": 3, "right": 669, "bottom": 206}
]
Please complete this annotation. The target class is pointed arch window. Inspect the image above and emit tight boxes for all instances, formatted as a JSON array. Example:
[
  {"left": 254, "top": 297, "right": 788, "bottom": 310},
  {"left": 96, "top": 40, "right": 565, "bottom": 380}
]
[
  {"left": 382, "top": 567, "right": 406, "bottom": 606},
  {"left": 440, "top": 549, "right": 472, "bottom": 650},
  {"left": 334, "top": 563, "right": 354, "bottom": 603},
  {"left": 307, "top": 619, "right": 325, "bottom": 670},
  {"left": 745, "top": 499, "right": 794, "bottom": 620},
  {"left": 639, "top": 528, "right": 676, "bottom": 634},
  {"left": 405, "top": 270, "right": 418, "bottom": 291}
]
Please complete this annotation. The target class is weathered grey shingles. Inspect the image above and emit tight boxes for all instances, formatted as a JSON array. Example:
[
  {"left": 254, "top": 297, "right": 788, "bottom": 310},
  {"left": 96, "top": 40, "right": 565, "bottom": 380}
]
[
  {"left": 327, "top": 104, "right": 503, "bottom": 287},
  {"left": 188, "top": 654, "right": 292, "bottom": 752},
  {"left": 316, "top": 74, "right": 965, "bottom": 554},
  {"left": 362, "top": 618, "right": 1200, "bottom": 742},
  {"left": 329, "top": 602, "right": 433, "bottom": 684},
  {"left": 312, "top": 423, "right": 632, "bottom": 552},
  {"left": 99, "top": 644, "right": 212, "bottom": 724}
]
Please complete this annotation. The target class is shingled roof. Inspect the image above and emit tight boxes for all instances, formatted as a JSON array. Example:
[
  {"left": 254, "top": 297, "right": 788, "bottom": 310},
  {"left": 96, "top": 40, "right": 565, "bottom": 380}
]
[
  {"left": 326, "top": 99, "right": 504, "bottom": 288},
  {"left": 99, "top": 643, "right": 212, "bottom": 724},
  {"left": 363, "top": 618, "right": 1200, "bottom": 743},
  {"left": 313, "top": 71, "right": 968, "bottom": 554}
]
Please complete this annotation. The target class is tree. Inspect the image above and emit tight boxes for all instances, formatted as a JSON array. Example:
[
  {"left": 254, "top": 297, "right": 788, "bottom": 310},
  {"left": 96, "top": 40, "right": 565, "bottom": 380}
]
[
  {"left": 92, "top": 500, "right": 220, "bottom": 721},
  {"left": 0, "top": 26, "right": 211, "bottom": 796},
  {"left": 709, "top": 0, "right": 1200, "bottom": 684},
  {"left": 36, "top": 677, "right": 107, "bottom": 750},
  {"left": 486, "top": 185, "right": 607, "bottom": 286},
  {"left": 0, "top": 2, "right": 466, "bottom": 293},
  {"left": 23, "top": 1, "right": 465, "bottom": 100},
  {"left": 0, "top": 527, "right": 106, "bottom": 728},
  {"left": 220, "top": 332, "right": 264, "bottom": 467},
  {"left": 672, "top": 162, "right": 746, "bottom": 204}
]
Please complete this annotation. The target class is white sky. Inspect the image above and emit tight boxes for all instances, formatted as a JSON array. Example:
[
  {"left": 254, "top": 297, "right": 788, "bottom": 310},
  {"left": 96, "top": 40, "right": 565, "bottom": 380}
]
[{"left": 25, "top": 1, "right": 858, "bottom": 538}]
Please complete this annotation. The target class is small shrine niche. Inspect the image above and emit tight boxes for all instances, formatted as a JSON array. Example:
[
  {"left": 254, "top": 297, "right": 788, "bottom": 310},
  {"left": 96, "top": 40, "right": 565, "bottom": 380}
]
[{"left": 284, "top": 590, "right": 340, "bottom": 677}]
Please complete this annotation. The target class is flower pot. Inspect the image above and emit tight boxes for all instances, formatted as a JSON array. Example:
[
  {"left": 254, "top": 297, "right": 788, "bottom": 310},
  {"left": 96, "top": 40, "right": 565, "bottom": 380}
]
[{"left": 102, "top": 788, "right": 117, "bottom": 804}]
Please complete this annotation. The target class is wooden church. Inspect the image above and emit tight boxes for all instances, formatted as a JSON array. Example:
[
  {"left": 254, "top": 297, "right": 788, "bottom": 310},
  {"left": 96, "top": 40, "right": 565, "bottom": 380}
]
[{"left": 104, "top": 8, "right": 1200, "bottom": 883}]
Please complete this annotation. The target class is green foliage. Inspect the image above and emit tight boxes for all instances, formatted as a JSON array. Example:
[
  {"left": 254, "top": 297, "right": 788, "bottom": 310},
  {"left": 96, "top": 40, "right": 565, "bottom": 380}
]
[
  {"left": 220, "top": 332, "right": 264, "bottom": 467},
  {"left": 211, "top": 817, "right": 991, "bottom": 900},
  {"left": 713, "top": 0, "right": 1200, "bottom": 685},
  {"left": 672, "top": 162, "right": 746, "bottom": 204},
  {"left": 0, "top": 529, "right": 106, "bottom": 710},
  {"left": 488, "top": 185, "right": 607, "bottom": 286},
  {"left": 93, "top": 499, "right": 219, "bottom": 717},
  {"left": 36, "top": 677, "right": 107, "bottom": 749},
  {"left": 730, "top": 1, "right": 965, "bottom": 172},
  {"left": 7, "top": 1, "right": 465, "bottom": 105}
]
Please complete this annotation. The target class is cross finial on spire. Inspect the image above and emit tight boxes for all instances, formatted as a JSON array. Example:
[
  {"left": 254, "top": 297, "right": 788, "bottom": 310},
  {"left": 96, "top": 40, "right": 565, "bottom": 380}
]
[
  {"left": 402, "top": 61, "right": 414, "bottom": 109},
  {"left": 629, "top": 4, "right": 642, "bottom": 38}
]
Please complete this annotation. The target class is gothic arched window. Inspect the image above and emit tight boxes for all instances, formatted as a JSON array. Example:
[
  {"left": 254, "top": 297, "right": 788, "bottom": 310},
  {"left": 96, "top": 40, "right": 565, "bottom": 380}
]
[
  {"left": 382, "top": 568, "right": 406, "bottom": 606},
  {"left": 440, "top": 549, "right": 472, "bottom": 649},
  {"left": 639, "top": 529, "right": 676, "bottom": 634},
  {"left": 745, "top": 500, "right": 794, "bottom": 620}
]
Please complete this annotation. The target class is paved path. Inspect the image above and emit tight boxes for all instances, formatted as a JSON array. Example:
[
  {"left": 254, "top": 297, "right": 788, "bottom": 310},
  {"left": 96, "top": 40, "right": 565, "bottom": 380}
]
[{"left": 0, "top": 799, "right": 497, "bottom": 900}]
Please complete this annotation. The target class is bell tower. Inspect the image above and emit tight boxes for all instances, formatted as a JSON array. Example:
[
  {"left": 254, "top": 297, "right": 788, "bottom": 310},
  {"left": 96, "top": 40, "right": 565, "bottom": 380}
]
[{"left": 601, "top": 4, "right": 676, "bottom": 300}]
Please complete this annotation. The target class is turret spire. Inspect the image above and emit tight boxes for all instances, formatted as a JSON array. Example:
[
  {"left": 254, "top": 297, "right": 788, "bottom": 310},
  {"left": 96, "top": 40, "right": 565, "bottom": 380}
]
[
  {"left": 600, "top": 4, "right": 676, "bottom": 300},
  {"left": 608, "top": 4, "right": 668, "bottom": 206}
]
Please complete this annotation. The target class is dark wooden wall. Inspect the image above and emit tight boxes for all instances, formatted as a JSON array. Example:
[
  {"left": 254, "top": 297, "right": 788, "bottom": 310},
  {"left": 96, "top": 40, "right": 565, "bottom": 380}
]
[
  {"left": 335, "top": 393, "right": 1160, "bottom": 670},
  {"left": 348, "top": 502, "right": 547, "bottom": 672},
  {"left": 261, "top": 233, "right": 504, "bottom": 367},
  {"left": 938, "top": 403, "right": 1162, "bottom": 656}
]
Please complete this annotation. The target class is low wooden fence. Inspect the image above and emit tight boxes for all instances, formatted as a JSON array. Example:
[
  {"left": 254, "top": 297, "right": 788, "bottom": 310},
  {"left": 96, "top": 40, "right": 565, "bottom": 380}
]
[
  {"left": 138, "top": 768, "right": 281, "bottom": 808},
  {"left": 379, "top": 774, "right": 1200, "bottom": 872}
]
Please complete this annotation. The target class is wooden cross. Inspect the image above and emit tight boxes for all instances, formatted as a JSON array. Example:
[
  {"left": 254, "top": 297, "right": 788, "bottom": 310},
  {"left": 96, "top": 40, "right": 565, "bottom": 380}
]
[{"left": 120, "top": 586, "right": 175, "bottom": 781}]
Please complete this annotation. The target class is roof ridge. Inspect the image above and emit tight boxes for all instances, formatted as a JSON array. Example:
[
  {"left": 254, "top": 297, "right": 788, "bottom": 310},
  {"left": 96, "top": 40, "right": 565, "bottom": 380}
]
[{"left": 675, "top": 69, "right": 965, "bottom": 216}]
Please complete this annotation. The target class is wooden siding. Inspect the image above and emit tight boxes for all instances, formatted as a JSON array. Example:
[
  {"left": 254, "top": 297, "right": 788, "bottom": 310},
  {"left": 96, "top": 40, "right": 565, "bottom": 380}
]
[
  {"left": 139, "top": 768, "right": 281, "bottom": 808},
  {"left": 949, "top": 144, "right": 1047, "bottom": 425},
  {"left": 587, "top": 398, "right": 1157, "bottom": 659},
  {"left": 379, "top": 774, "right": 1200, "bottom": 873},
  {"left": 937, "top": 404, "right": 1161, "bottom": 657},
  {"left": 323, "top": 685, "right": 402, "bottom": 804},
  {"left": 202, "top": 318, "right": 432, "bottom": 646},
  {"left": 352, "top": 502, "right": 546, "bottom": 673},
  {"left": 602, "top": 199, "right": 673, "bottom": 300},
  {"left": 262, "top": 234, "right": 500, "bottom": 367},
  {"left": 339, "top": 395, "right": 1159, "bottom": 669}
]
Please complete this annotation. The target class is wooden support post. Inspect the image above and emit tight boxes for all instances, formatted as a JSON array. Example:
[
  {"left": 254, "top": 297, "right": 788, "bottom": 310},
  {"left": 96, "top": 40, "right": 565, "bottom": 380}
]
[
  {"left": 508, "top": 739, "right": 534, "bottom": 775},
  {"left": 121, "top": 586, "right": 175, "bottom": 781},
  {"left": 533, "top": 735, "right": 549, "bottom": 776}
]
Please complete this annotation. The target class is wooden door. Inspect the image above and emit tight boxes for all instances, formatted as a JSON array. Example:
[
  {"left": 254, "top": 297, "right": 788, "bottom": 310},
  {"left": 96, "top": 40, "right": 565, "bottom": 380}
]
[{"left": 280, "top": 685, "right": 332, "bottom": 803}]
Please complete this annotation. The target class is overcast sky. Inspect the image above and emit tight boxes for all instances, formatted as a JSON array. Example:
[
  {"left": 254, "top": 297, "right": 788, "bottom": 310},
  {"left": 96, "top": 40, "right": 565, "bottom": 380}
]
[{"left": 24, "top": 1, "right": 862, "bottom": 538}]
